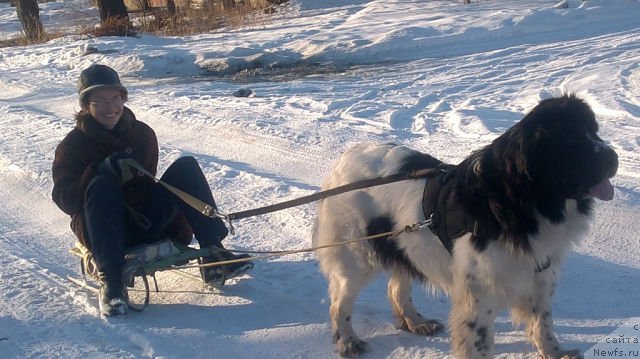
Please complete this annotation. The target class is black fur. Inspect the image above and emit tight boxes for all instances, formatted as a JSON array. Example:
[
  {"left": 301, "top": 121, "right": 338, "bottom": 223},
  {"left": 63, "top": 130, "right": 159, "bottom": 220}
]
[
  {"left": 367, "top": 216, "right": 425, "bottom": 280},
  {"left": 450, "top": 94, "right": 618, "bottom": 252},
  {"left": 398, "top": 150, "right": 443, "bottom": 174}
]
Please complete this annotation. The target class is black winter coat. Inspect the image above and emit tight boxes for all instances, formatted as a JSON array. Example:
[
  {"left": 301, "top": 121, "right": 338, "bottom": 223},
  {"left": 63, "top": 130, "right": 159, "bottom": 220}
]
[{"left": 51, "top": 107, "right": 192, "bottom": 248}]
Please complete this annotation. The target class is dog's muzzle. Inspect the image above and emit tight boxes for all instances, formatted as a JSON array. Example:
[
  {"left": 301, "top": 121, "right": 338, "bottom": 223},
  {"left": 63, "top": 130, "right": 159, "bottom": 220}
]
[{"left": 590, "top": 145, "right": 618, "bottom": 201}]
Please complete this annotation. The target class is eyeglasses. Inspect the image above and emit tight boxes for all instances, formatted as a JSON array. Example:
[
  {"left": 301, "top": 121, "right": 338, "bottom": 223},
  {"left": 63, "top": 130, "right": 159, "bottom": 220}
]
[{"left": 88, "top": 97, "right": 125, "bottom": 109}]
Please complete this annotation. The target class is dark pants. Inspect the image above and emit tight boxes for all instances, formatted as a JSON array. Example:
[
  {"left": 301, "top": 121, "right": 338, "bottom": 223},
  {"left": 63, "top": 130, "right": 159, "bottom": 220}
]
[{"left": 83, "top": 156, "right": 228, "bottom": 280}]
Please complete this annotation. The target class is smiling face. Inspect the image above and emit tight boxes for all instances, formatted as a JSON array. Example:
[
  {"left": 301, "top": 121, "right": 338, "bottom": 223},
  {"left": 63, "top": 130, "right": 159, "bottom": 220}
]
[{"left": 81, "top": 87, "right": 126, "bottom": 130}]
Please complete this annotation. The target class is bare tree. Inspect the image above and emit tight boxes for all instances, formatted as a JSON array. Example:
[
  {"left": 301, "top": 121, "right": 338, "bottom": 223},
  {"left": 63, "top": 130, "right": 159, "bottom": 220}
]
[
  {"left": 16, "top": 0, "right": 44, "bottom": 42},
  {"left": 95, "top": 0, "right": 132, "bottom": 36},
  {"left": 167, "top": 0, "right": 176, "bottom": 16},
  {"left": 96, "top": 0, "right": 129, "bottom": 23}
]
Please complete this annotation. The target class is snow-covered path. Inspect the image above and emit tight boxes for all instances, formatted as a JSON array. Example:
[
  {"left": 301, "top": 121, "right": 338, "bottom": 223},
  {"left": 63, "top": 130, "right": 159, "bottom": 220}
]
[{"left": 0, "top": 0, "right": 639, "bottom": 358}]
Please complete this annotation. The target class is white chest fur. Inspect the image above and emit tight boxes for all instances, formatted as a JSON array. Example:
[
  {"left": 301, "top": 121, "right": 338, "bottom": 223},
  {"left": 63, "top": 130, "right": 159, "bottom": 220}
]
[{"left": 451, "top": 199, "right": 591, "bottom": 304}]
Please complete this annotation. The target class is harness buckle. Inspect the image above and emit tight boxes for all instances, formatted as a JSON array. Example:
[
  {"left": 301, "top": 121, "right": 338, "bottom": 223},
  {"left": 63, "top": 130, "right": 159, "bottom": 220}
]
[
  {"left": 404, "top": 218, "right": 433, "bottom": 233},
  {"left": 202, "top": 204, "right": 213, "bottom": 217},
  {"left": 425, "top": 213, "right": 434, "bottom": 228},
  {"left": 207, "top": 208, "right": 236, "bottom": 235}
]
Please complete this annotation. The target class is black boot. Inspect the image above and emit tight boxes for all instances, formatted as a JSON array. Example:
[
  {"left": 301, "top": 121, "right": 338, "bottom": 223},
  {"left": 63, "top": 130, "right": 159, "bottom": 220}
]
[
  {"left": 199, "top": 247, "right": 254, "bottom": 288},
  {"left": 84, "top": 175, "right": 128, "bottom": 317},
  {"left": 98, "top": 274, "right": 128, "bottom": 317}
]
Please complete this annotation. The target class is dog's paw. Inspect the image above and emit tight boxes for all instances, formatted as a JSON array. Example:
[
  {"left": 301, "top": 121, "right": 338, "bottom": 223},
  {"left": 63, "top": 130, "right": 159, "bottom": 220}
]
[
  {"left": 538, "top": 349, "right": 582, "bottom": 359},
  {"left": 407, "top": 319, "right": 445, "bottom": 336},
  {"left": 337, "top": 337, "right": 370, "bottom": 358}
]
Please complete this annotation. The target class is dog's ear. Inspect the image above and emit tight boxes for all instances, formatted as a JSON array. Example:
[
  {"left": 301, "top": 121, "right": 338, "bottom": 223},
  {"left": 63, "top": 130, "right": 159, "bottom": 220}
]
[
  {"left": 492, "top": 122, "right": 541, "bottom": 184},
  {"left": 482, "top": 121, "right": 541, "bottom": 242}
]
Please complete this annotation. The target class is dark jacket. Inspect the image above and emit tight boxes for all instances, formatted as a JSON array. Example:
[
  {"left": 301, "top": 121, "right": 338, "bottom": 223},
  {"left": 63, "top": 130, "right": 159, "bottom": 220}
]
[{"left": 51, "top": 107, "right": 192, "bottom": 248}]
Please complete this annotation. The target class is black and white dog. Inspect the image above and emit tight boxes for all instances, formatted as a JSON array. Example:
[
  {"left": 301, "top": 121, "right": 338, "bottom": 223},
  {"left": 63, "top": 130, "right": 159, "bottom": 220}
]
[{"left": 312, "top": 95, "right": 618, "bottom": 358}]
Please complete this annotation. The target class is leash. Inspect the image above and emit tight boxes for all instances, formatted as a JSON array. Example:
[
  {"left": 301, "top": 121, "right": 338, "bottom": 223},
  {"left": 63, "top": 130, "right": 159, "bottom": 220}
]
[
  {"left": 124, "top": 158, "right": 437, "bottom": 234},
  {"left": 226, "top": 168, "right": 436, "bottom": 222},
  {"left": 121, "top": 158, "right": 436, "bottom": 268},
  {"left": 124, "top": 159, "right": 219, "bottom": 219}
]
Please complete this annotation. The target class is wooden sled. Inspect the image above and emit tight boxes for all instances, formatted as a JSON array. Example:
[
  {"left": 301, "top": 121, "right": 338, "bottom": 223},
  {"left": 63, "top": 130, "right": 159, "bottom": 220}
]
[{"left": 68, "top": 239, "right": 222, "bottom": 312}]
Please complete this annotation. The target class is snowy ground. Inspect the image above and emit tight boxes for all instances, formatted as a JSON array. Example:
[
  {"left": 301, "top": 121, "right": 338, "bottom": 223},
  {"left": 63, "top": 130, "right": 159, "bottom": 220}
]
[{"left": 0, "top": 0, "right": 639, "bottom": 358}]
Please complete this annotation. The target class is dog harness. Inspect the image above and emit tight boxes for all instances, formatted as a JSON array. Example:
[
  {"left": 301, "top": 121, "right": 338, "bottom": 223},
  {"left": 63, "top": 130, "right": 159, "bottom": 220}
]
[
  {"left": 421, "top": 165, "right": 495, "bottom": 255},
  {"left": 422, "top": 166, "right": 553, "bottom": 273}
]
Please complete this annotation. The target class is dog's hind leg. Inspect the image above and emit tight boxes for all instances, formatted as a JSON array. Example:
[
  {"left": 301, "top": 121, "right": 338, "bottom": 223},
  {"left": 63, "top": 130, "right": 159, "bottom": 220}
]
[
  {"left": 387, "top": 270, "right": 444, "bottom": 336},
  {"left": 328, "top": 269, "right": 374, "bottom": 358}
]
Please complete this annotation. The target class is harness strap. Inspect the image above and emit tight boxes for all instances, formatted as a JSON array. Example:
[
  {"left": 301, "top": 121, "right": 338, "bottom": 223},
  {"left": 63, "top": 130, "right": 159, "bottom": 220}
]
[
  {"left": 422, "top": 166, "right": 467, "bottom": 254},
  {"left": 124, "top": 159, "right": 218, "bottom": 217},
  {"left": 422, "top": 165, "right": 494, "bottom": 255},
  {"left": 421, "top": 167, "right": 550, "bottom": 275},
  {"left": 125, "top": 158, "right": 438, "bottom": 222}
]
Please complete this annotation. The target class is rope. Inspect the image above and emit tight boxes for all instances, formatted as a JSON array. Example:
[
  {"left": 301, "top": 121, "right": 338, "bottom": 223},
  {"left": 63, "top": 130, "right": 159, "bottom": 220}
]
[{"left": 175, "top": 219, "right": 432, "bottom": 270}]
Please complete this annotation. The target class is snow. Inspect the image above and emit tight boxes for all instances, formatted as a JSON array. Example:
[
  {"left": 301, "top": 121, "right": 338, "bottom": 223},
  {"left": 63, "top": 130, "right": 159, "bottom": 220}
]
[{"left": 0, "top": 0, "right": 639, "bottom": 358}]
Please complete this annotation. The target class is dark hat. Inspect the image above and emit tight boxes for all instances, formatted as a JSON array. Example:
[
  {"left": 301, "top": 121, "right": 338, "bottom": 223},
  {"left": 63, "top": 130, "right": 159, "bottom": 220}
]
[{"left": 77, "top": 64, "right": 128, "bottom": 104}]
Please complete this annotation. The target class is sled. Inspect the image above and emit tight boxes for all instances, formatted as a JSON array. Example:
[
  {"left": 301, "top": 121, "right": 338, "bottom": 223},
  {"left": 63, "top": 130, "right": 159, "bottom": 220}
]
[{"left": 68, "top": 239, "right": 223, "bottom": 312}]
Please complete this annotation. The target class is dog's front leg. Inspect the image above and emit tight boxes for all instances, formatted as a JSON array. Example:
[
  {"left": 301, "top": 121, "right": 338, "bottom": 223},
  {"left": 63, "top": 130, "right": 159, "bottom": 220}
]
[
  {"left": 511, "top": 265, "right": 581, "bottom": 359},
  {"left": 450, "top": 267, "right": 498, "bottom": 359}
]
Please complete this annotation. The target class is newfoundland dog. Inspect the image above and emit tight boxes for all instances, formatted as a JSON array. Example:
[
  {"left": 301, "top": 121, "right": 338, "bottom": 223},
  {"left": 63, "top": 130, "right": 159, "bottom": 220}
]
[{"left": 312, "top": 95, "right": 618, "bottom": 358}]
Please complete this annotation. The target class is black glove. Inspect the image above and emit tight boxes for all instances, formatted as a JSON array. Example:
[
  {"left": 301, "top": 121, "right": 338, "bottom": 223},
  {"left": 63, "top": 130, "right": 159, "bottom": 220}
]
[{"left": 98, "top": 152, "right": 133, "bottom": 183}]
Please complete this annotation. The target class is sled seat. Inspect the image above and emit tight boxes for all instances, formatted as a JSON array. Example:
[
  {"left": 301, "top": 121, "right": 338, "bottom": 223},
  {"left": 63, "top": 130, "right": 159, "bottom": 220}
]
[{"left": 69, "top": 239, "right": 223, "bottom": 311}]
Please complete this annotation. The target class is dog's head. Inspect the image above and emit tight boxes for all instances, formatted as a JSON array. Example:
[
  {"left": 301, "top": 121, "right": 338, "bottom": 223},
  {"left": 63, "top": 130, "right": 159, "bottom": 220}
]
[{"left": 492, "top": 95, "right": 618, "bottom": 202}]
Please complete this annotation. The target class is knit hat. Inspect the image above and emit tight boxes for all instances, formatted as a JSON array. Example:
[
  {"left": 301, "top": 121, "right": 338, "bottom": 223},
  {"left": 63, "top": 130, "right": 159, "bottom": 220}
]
[{"left": 77, "top": 64, "right": 128, "bottom": 104}]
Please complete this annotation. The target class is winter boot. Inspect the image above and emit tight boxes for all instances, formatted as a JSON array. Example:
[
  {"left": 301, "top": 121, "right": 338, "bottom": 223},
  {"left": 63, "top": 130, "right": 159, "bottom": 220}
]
[
  {"left": 98, "top": 275, "right": 128, "bottom": 317},
  {"left": 199, "top": 248, "right": 254, "bottom": 288}
]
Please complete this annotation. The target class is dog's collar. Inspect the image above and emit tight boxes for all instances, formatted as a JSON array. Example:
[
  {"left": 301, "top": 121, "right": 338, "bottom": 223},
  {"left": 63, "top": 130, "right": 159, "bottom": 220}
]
[
  {"left": 534, "top": 256, "right": 552, "bottom": 273},
  {"left": 472, "top": 157, "right": 482, "bottom": 176}
]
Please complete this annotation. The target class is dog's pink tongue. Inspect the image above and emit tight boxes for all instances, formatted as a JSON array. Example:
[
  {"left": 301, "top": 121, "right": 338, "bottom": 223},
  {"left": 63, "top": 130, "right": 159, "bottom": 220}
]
[{"left": 590, "top": 178, "right": 614, "bottom": 201}]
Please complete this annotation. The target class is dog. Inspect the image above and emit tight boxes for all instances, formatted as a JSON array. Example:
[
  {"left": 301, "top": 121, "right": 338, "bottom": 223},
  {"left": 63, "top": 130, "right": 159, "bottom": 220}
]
[{"left": 312, "top": 95, "right": 618, "bottom": 358}]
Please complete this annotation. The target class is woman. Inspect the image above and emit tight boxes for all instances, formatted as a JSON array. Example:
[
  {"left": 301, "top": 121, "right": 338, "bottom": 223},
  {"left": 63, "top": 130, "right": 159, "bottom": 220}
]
[{"left": 52, "top": 64, "right": 252, "bottom": 317}]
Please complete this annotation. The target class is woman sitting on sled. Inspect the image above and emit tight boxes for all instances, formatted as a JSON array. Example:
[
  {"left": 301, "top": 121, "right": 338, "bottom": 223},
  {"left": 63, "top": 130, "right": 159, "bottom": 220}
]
[{"left": 51, "top": 64, "right": 253, "bottom": 317}]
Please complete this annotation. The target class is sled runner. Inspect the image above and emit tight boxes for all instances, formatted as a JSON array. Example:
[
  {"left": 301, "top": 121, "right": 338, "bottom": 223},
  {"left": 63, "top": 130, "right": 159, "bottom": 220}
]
[{"left": 68, "top": 239, "right": 224, "bottom": 312}]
